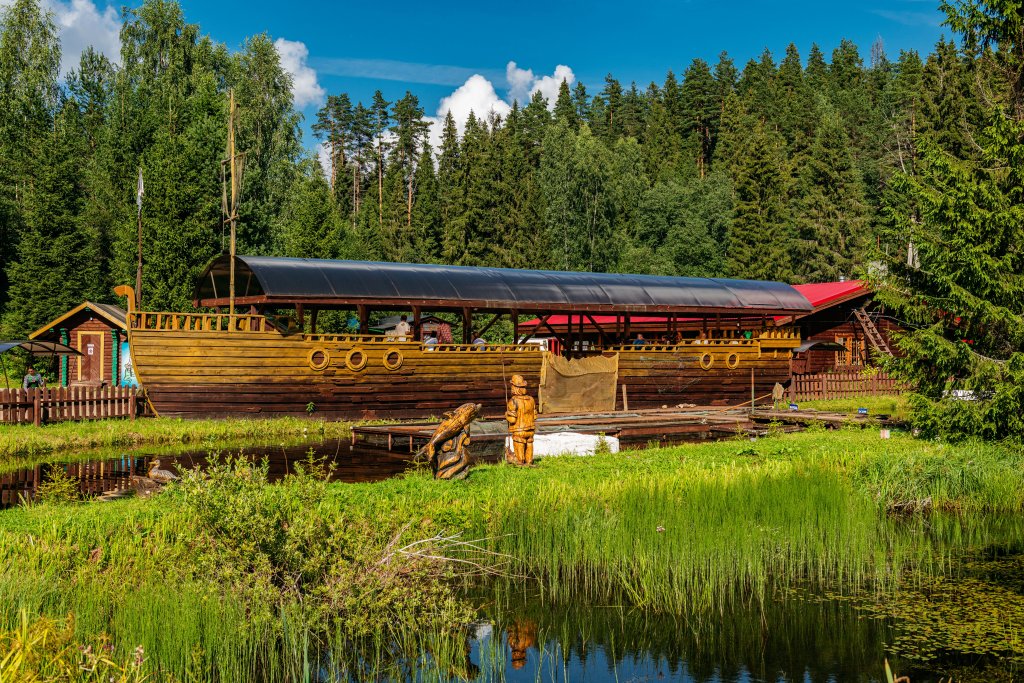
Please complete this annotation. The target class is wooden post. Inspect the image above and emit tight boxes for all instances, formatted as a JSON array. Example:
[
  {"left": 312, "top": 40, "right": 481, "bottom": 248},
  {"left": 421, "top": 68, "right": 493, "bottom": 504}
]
[
  {"left": 32, "top": 389, "right": 41, "bottom": 427},
  {"left": 357, "top": 305, "right": 369, "bottom": 334},
  {"left": 750, "top": 367, "right": 755, "bottom": 409},
  {"left": 412, "top": 305, "right": 421, "bottom": 340},
  {"left": 310, "top": 308, "right": 319, "bottom": 335},
  {"left": 462, "top": 307, "right": 472, "bottom": 344},
  {"left": 512, "top": 309, "right": 519, "bottom": 345},
  {"left": 621, "top": 384, "right": 629, "bottom": 411}
]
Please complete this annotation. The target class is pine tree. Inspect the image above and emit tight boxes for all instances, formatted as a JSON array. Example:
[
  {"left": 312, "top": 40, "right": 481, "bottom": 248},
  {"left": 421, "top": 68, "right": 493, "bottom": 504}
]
[{"left": 370, "top": 90, "right": 391, "bottom": 230}]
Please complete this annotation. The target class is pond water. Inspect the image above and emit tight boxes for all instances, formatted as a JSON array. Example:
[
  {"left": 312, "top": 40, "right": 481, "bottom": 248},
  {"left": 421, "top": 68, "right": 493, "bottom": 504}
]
[
  {"left": 322, "top": 517, "right": 1024, "bottom": 683},
  {"left": 0, "top": 437, "right": 505, "bottom": 508}
]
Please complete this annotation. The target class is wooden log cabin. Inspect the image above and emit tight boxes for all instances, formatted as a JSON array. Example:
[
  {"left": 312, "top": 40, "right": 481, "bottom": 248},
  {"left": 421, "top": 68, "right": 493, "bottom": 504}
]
[
  {"left": 782, "top": 281, "right": 903, "bottom": 375},
  {"left": 120, "top": 255, "right": 816, "bottom": 419},
  {"left": 28, "top": 302, "right": 131, "bottom": 387}
]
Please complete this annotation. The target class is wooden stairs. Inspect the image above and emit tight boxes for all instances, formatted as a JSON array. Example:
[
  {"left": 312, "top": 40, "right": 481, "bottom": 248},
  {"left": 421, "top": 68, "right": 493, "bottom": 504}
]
[{"left": 854, "top": 307, "right": 892, "bottom": 356}]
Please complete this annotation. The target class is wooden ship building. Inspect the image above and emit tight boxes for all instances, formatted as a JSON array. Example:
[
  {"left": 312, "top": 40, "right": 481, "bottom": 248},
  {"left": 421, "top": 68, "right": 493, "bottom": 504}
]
[{"left": 121, "top": 255, "right": 815, "bottom": 419}]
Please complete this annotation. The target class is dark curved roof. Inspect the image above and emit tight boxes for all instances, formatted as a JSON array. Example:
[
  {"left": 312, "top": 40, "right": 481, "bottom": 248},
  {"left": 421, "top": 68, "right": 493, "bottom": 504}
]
[{"left": 195, "top": 255, "right": 813, "bottom": 315}]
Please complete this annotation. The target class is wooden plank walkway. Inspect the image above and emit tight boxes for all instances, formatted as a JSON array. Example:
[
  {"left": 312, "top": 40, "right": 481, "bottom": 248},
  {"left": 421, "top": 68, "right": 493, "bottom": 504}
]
[
  {"left": 751, "top": 408, "right": 905, "bottom": 427},
  {"left": 352, "top": 406, "right": 766, "bottom": 453}
]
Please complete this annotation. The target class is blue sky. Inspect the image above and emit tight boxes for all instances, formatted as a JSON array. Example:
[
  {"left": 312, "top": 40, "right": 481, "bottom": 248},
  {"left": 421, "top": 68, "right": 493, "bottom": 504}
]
[
  {"left": 28, "top": 0, "right": 951, "bottom": 151},
  {"left": 175, "top": 0, "right": 949, "bottom": 149}
]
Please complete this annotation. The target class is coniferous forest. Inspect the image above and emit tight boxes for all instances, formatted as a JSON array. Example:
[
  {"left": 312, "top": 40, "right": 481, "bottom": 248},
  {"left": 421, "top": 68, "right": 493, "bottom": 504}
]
[
  {"left": 1, "top": 0, "right": 1022, "bottom": 438},
  {"left": 0, "top": 0, "right": 978, "bottom": 332}
]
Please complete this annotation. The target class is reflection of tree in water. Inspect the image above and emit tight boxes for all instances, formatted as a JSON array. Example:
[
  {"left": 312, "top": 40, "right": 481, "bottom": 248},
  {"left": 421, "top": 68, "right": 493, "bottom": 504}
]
[{"left": 476, "top": 585, "right": 895, "bottom": 682}]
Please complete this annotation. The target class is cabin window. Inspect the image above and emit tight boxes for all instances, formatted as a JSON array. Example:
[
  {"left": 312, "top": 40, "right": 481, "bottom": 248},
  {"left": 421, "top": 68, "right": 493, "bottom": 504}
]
[{"left": 835, "top": 336, "right": 865, "bottom": 367}]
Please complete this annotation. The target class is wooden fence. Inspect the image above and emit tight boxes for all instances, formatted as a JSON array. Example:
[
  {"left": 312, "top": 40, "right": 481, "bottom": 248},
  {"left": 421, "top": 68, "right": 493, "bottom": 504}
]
[
  {"left": 790, "top": 371, "right": 904, "bottom": 401},
  {"left": 0, "top": 386, "right": 138, "bottom": 425}
]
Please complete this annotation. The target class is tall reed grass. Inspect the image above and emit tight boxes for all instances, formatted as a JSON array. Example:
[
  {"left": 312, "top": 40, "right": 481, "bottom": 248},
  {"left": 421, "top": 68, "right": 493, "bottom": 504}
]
[{"left": 1, "top": 428, "right": 1022, "bottom": 680}]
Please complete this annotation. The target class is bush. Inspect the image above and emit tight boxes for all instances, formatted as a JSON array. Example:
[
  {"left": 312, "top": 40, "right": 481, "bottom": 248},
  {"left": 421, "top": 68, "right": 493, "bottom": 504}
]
[{"left": 35, "top": 467, "right": 79, "bottom": 505}]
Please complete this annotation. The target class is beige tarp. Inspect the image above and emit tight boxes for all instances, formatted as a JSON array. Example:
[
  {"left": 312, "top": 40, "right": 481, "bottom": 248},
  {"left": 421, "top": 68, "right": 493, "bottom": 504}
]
[{"left": 539, "top": 352, "right": 619, "bottom": 414}]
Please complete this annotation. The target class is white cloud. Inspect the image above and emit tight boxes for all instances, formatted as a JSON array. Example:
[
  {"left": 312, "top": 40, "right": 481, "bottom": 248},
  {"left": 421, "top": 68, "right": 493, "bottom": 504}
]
[
  {"left": 274, "top": 37, "right": 325, "bottom": 108},
  {"left": 426, "top": 62, "right": 576, "bottom": 151},
  {"left": 52, "top": 0, "right": 120, "bottom": 75},
  {"left": 316, "top": 141, "right": 331, "bottom": 178},
  {"left": 506, "top": 61, "right": 574, "bottom": 107},
  {"left": 0, "top": 0, "right": 122, "bottom": 76}
]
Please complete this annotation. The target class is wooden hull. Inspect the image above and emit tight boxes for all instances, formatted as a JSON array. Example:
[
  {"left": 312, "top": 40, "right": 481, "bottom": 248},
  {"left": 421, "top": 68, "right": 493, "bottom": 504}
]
[{"left": 128, "top": 318, "right": 799, "bottom": 419}]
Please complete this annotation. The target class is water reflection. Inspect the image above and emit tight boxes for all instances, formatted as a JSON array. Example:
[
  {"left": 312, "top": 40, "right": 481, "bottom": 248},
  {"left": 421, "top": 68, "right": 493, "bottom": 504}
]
[
  {"left": 0, "top": 439, "right": 504, "bottom": 508},
  {"left": 461, "top": 588, "right": 899, "bottom": 683}
]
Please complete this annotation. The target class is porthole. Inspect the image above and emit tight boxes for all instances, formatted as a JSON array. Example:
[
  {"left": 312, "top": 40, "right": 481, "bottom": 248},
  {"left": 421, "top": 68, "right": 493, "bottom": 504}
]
[
  {"left": 726, "top": 353, "right": 740, "bottom": 369},
  {"left": 308, "top": 347, "right": 330, "bottom": 371},
  {"left": 383, "top": 348, "right": 404, "bottom": 371},
  {"left": 699, "top": 353, "right": 714, "bottom": 370},
  {"left": 345, "top": 348, "right": 367, "bottom": 372}
]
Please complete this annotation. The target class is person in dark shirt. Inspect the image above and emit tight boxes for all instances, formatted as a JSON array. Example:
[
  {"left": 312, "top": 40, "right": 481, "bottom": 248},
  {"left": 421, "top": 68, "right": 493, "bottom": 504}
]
[{"left": 632, "top": 333, "right": 647, "bottom": 346}]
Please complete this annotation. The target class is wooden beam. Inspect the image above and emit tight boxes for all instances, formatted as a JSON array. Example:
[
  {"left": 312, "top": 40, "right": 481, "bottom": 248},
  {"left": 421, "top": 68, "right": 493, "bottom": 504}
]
[
  {"left": 517, "top": 314, "right": 549, "bottom": 345},
  {"left": 462, "top": 307, "right": 472, "bottom": 344},
  {"left": 512, "top": 309, "right": 519, "bottom": 344},
  {"left": 475, "top": 313, "right": 502, "bottom": 340},
  {"left": 584, "top": 314, "right": 608, "bottom": 347},
  {"left": 412, "top": 306, "right": 421, "bottom": 340}
]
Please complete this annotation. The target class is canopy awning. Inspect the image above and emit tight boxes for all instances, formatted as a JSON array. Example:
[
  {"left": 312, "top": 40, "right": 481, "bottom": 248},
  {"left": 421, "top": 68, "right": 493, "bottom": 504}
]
[
  {"left": 194, "top": 255, "right": 814, "bottom": 316},
  {"left": 793, "top": 340, "right": 849, "bottom": 353},
  {"left": 0, "top": 340, "right": 82, "bottom": 356}
]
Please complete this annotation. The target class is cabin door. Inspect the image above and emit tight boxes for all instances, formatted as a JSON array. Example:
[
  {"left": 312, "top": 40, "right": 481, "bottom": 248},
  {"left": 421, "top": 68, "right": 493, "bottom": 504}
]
[{"left": 77, "top": 331, "right": 105, "bottom": 385}]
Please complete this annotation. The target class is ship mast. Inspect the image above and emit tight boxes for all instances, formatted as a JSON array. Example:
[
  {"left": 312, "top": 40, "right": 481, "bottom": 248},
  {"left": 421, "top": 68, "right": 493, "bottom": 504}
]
[{"left": 221, "top": 89, "right": 245, "bottom": 323}]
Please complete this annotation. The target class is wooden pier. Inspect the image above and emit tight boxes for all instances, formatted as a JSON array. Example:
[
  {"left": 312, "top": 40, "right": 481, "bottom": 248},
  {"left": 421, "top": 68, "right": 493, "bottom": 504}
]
[{"left": 352, "top": 407, "right": 783, "bottom": 454}]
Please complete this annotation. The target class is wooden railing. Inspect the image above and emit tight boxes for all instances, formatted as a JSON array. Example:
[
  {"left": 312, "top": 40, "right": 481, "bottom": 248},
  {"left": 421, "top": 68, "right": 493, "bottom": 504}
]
[
  {"left": 0, "top": 387, "right": 139, "bottom": 426},
  {"left": 790, "top": 371, "right": 905, "bottom": 401},
  {"left": 129, "top": 311, "right": 272, "bottom": 333}
]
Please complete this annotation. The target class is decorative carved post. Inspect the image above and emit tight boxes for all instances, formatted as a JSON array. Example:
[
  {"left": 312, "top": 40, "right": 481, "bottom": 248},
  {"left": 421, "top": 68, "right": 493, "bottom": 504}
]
[{"left": 505, "top": 375, "right": 537, "bottom": 466}]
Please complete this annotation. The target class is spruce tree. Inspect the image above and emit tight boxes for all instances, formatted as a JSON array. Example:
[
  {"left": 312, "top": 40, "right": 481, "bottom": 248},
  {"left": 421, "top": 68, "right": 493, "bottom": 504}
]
[
  {"left": 792, "top": 109, "right": 869, "bottom": 282},
  {"left": 881, "top": 0, "right": 1024, "bottom": 439},
  {"left": 727, "top": 122, "right": 793, "bottom": 281},
  {"left": 553, "top": 79, "right": 578, "bottom": 128}
]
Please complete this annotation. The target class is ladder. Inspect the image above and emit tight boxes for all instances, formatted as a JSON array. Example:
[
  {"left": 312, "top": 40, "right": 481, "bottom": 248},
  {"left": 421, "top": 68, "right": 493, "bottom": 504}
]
[{"left": 854, "top": 307, "right": 892, "bottom": 356}]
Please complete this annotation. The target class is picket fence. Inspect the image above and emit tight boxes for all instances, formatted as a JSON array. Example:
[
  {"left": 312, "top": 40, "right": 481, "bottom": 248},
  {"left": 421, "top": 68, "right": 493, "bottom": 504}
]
[
  {"left": 0, "top": 386, "right": 138, "bottom": 425},
  {"left": 789, "top": 371, "right": 904, "bottom": 401}
]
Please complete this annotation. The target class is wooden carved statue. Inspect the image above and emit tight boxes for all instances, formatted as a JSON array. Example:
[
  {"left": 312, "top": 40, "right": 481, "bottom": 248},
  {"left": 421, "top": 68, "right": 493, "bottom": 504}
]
[
  {"left": 505, "top": 374, "right": 537, "bottom": 466},
  {"left": 421, "top": 402, "right": 481, "bottom": 480}
]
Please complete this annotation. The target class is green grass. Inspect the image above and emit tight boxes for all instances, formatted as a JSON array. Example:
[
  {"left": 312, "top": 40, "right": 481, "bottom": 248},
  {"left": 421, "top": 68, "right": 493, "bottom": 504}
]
[
  {"left": 2, "top": 428, "right": 1023, "bottom": 680},
  {"left": 0, "top": 416, "right": 354, "bottom": 464},
  {"left": 798, "top": 395, "right": 910, "bottom": 421}
]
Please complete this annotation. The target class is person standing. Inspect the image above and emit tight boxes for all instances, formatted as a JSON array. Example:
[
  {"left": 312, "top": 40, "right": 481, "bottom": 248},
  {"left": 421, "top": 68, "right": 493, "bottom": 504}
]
[
  {"left": 22, "top": 366, "right": 45, "bottom": 389},
  {"left": 505, "top": 374, "right": 537, "bottom": 466},
  {"left": 394, "top": 315, "right": 411, "bottom": 341}
]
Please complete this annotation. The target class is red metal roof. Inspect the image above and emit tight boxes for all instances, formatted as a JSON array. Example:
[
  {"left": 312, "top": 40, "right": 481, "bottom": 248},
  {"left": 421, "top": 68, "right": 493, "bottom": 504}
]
[{"left": 791, "top": 280, "right": 868, "bottom": 309}]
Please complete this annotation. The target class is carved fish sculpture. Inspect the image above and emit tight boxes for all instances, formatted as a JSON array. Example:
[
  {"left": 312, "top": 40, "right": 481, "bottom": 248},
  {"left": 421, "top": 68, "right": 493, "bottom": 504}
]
[{"left": 419, "top": 402, "right": 482, "bottom": 461}]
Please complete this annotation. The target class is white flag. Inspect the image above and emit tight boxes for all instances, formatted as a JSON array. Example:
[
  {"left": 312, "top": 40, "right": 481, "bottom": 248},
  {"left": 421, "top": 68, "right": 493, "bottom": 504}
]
[{"left": 136, "top": 168, "right": 144, "bottom": 214}]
